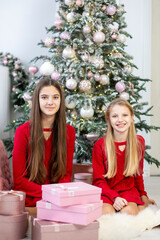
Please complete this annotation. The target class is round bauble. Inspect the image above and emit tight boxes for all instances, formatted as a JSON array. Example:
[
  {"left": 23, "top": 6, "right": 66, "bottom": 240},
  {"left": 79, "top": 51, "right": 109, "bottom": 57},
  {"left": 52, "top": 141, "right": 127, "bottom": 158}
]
[
  {"left": 79, "top": 80, "right": 91, "bottom": 92},
  {"left": 51, "top": 71, "right": 61, "bottom": 81},
  {"left": 106, "top": 5, "right": 116, "bottom": 15},
  {"left": 88, "top": 72, "right": 93, "bottom": 78},
  {"left": 67, "top": 12, "right": 77, "bottom": 22},
  {"left": 12, "top": 72, "right": 18, "bottom": 77},
  {"left": 76, "top": 0, "right": 84, "bottom": 6},
  {"left": 71, "top": 110, "right": 78, "bottom": 119},
  {"left": 23, "top": 92, "right": 32, "bottom": 101},
  {"left": 83, "top": 25, "right": 91, "bottom": 34},
  {"left": 39, "top": 62, "right": 55, "bottom": 76},
  {"left": 112, "top": 52, "right": 123, "bottom": 59},
  {"left": 86, "top": 132, "right": 98, "bottom": 142},
  {"left": 54, "top": 19, "right": 64, "bottom": 29},
  {"left": 111, "top": 33, "right": 117, "bottom": 39},
  {"left": 115, "top": 81, "right": 126, "bottom": 93},
  {"left": 66, "top": 78, "right": 77, "bottom": 90},
  {"left": 117, "top": 34, "right": 127, "bottom": 43},
  {"left": 93, "top": 31, "right": 105, "bottom": 43},
  {"left": 120, "top": 92, "right": 129, "bottom": 100},
  {"left": 44, "top": 37, "right": 55, "bottom": 48},
  {"left": 90, "top": 56, "right": 104, "bottom": 69},
  {"left": 29, "top": 66, "right": 39, "bottom": 75},
  {"left": 100, "top": 74, "right": 109, "bottom": 85},
  {"left": 81, "top": 53, "right": 89, "bottom": 62},
  {"left": 63, "top": 46, "right": 76, "bottom": 59},
  {"left": 3, "top": 59, "right": 8, "bottom": 65},
  {"left": 94, "top": 73, "right": 101, "bottom": 82},
  {"left": 65, "top": 96, "right": 77, "bottom": 109},
  {"left": 60, "top": 31, "right": 71, "bottom": 40},
  {"left": 65, "top": 0, "right": 74, "bottom": 6},
  {"left": 124, "top": 65, "right": 133, "bottom": 74},
  {"left": 80, "top": 106, "right": 94, "bottom": 119}
]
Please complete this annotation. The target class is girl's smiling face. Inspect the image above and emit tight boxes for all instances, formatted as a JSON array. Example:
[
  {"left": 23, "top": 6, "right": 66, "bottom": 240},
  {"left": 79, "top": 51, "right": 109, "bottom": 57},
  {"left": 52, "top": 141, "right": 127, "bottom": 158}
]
[{"left": 109, "top": 104, "right": 133, "bottom": 138}]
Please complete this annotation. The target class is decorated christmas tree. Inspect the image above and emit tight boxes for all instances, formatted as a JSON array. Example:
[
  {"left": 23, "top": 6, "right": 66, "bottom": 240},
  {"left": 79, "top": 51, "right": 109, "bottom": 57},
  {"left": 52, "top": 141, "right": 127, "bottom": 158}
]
[{"left": 4, "top": 0, "right": 160, "bottom": 166}]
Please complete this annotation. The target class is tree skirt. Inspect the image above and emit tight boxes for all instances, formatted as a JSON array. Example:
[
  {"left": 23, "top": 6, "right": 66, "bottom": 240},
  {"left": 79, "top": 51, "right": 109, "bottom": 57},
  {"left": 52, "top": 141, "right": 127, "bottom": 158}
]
[{"left": 98, "top": 205, "right": 160, "bottom": 240}]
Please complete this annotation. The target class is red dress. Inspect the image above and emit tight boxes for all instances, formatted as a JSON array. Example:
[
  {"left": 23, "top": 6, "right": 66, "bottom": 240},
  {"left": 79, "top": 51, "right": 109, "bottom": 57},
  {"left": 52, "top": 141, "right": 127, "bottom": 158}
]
[
  {"left": 12, "top": 121, "right": 75, "bottom": 207},
  {"left": 92, "top": 135, "right": 148, "bottom": 205}
]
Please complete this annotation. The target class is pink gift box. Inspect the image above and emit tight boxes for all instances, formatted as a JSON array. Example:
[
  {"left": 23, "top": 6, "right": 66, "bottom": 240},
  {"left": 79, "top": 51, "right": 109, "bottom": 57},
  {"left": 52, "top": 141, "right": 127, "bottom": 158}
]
[
  {"left": 0, "top": 190, "right": 26, "bottom": 215},
  {"left": 0, "top": 211, "right": 28, "bottom": 240},
  {"left": 37, "top": 199, "right": 102, "bottom": 225},
  {"left": 32, "top": 217, "right": 99, "bottom": 240},
  {"left": 42, "top": 182, "right": 101, "bottom": 207}
]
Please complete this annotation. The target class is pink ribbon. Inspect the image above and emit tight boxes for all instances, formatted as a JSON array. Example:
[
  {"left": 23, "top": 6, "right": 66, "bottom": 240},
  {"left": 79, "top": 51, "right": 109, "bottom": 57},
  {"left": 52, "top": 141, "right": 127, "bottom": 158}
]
[{"left": 0, "top": 190, "right": 24, "bottom": 200}]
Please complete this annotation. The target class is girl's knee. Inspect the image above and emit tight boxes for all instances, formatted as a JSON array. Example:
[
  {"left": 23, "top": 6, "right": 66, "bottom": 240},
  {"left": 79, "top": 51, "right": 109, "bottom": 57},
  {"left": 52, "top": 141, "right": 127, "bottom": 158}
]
[
  {"left": 102, "top": 203, "right": 115, "bottom": 215},
  {"left": 120, "top": 203, "right": 139, "bottom": 215}
]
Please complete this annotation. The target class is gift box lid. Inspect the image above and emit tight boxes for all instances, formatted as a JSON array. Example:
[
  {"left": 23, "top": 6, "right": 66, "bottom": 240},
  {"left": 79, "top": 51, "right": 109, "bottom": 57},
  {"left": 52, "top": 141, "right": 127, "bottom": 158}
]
[
  {"left": 32, "top": 217, "right": 99, "bottom": 233},
  {"left": 42, "top": 182, "right": 101, "bottom": 198},
  {"left": 37, "top": 200, "right": 102, "bottom": 214},
  {"left": 74, "top": 173, "right": 92, "bottom": 180},
  {"left": 0, "top": 190, "right": 26, "bottom": 202},
  {"left": 0, "top": 211, "right": 28, "bottom": 223}
]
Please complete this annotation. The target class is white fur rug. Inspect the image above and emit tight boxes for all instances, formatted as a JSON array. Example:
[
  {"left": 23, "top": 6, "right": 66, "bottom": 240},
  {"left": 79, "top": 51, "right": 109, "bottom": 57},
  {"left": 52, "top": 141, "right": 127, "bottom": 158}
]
[{"left": 98, "top": 205, "right": 160, "bottom": 240}]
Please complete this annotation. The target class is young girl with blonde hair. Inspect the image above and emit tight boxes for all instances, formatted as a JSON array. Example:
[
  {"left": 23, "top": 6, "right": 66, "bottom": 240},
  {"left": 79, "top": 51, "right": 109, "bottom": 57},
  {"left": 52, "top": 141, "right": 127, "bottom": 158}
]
[
  {"left": 92, "top": 98, "right": 155, "bottom": 215},
  {"left": 12, "top": 78, "right": 75, "bottom": 209}
]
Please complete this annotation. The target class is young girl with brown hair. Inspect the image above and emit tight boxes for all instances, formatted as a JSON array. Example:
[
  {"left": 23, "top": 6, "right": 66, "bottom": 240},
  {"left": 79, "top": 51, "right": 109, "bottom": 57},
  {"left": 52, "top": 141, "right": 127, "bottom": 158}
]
[
  {"left": 92, "top": 98, "right": 155, "bottom": 215},
  {"left": 12, "top": 78, "right": 75, "bottom": 208}
]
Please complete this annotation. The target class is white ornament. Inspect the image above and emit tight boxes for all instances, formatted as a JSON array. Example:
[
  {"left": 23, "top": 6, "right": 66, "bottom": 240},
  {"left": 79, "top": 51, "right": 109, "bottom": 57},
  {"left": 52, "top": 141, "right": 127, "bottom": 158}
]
[
  {"left": 100, "top": 74, "right": 109, "bottom": 85},
  {"left": 83, "top": 25, "right": 91, "bottom": 34},
  {"left": 44, "top": 37, "right": 55, "bottom": 48},
  {"left": 120, "top": 92, "right": 129, "bottom": 100},
  {"left": 65, "top": 96, "right": 77, "bottom": 109},
  {"left": 63, "top": 46, "right": 76, "bottom": 59},
  {"left": 66, "top": 78, "right": 77, "bottom": 90},
  {"left": 65, "top": 0, "right": 74, "bottom": 6},
  {"left": 90, "top": 56, "right": 104, "bottom": 69},
  {"left": 117, "top": 34, "right": 127, "bottom": 43},
  {"left": 60, "top": 31, "right": 71, "bottom": 40},
  {"left": 81, "top": 53, "right": 89, "bottom": 62},
  {"left": 67, "top": 12, "right": 76, "bottom": 22},
  {"left": 94, "top": 73, "right": 101, "bottom": 82},
  {"left": 80, "top": 106, "right": 94, "bottom": 119},
  {"left": 79, "top": 80, "right": 91, "bottom": 92},
  {"left": 39, "top": 62, "right": 55, "bottom": 76},
  {"left": 93, "top": 31, "right": 105, "bottom": 43}
]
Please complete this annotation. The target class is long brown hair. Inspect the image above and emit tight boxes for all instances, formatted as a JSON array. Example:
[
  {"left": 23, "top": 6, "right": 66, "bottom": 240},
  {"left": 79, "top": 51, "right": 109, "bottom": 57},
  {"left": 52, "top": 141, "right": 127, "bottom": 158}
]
[
  {"left": 28, "top": 78, "right": 66, "bottom": 184},
  {"left": 104, "top": 98, "right": 142, "bottom": 178}
]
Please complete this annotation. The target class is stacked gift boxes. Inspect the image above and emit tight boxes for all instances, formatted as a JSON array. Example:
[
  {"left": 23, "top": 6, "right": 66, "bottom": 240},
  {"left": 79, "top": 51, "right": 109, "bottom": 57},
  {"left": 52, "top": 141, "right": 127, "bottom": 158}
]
[
  {"left": 33, "top": 182, "right": 102, "bottom": 240},
  {"left": 0, "top": 190, "right": 28, "bottom": 240}
]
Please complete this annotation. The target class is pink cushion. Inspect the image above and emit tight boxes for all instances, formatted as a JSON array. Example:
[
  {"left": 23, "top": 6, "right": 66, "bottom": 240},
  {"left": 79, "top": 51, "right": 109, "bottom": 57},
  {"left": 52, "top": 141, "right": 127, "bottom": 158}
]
[{"left": 0, "top": 140, "right": 13, "bottom": 190}]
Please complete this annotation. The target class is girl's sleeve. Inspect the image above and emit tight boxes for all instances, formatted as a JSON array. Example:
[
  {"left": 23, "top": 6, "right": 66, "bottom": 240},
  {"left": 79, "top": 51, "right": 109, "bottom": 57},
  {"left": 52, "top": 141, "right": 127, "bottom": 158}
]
[
  {"left": 134, "top": 136, "right": 148, "bottom": 197},
  {"left": 59, "top": 125, "right": 75, "bottom": 183},
  {"left": 92, "top": 140, "right": 120, "bottom": 202},
  {"left": 12, "top": 125, "right": 42, "bottom": 201}
]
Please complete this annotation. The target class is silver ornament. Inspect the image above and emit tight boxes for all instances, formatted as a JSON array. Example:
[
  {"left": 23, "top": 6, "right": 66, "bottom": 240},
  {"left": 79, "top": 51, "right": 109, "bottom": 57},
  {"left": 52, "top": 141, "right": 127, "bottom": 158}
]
[{"left": 79, "top": 80, "right": 91, "bottom": 92}]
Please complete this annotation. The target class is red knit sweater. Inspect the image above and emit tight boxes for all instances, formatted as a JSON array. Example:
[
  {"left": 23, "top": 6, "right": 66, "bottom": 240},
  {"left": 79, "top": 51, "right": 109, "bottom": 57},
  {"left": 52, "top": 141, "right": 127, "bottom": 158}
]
[
  {"left": 12, "top": 121, "right": 75, "bottom": 207},
  {"left": 92, "top": 135, "right": 148, "bottom": 205}
]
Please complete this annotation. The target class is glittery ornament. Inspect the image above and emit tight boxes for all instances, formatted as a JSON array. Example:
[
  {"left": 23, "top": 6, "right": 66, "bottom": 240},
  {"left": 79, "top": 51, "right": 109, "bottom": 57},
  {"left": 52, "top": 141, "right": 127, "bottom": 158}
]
[
  {"left": 65, "top": 96, "right": 77, "bottom": 109},
  {"left": 93, "top": 31, "right": 105, "bottom": 43},
  {"left": 29, "top": 66, "right": 39, "bottom": 75},
  {"left": 44, "top": 37, "right": 55, "bottom": 48},
  {"left": 80, "top": 106, "right": 94, "bottom": 119},
  {"left": 94, "top": 73, "right": 101, "bottom": 82},
  {"left": 66, "top": 78, "right": 77, "bottom": 90},
  {"left": 63, "top": 46, "right": 76, "bottom": 59},
  {"left": 71, "top": 110, "right": 78, "bottom": 118},
  {"left": 51, "top": 71, "right": 61, "bottom": 81},
  {"left": 117, "top": 34, "right": 127, "bottom": 43},
  {"left": 79, "top": 80, "right": 91, "bottom": 92},
  {"left": 83, "top": 25, "right": 91, "bottom": 34},
  {"left": 90, "top": 56, "right": 104, "bottom": 69},
  {"left": 115, "top": 81, "right": 126, "bottom": 92},
  {"left": 39, "top": 62, "right": 55, "bottom": 76},
  {"left": 88, "top": 72, "right": 93, "bottom": 78},
  {"left": 86, "top": 132, "right": 98, "bottom": 142},
  {"left": 106, "top": 5, "right": 116, "bottom": 15},
  {"left": 100, "top": 74, "right": 109, "bottom": 85},
  {"left": 60, "top": 31, "right": 71, "bottom": 40},
  {"left": 120, "top": 92, "right": 129, "bottom": 100},
  {"left": 67, "top": 12, "right": 77, "bottom": 22}
]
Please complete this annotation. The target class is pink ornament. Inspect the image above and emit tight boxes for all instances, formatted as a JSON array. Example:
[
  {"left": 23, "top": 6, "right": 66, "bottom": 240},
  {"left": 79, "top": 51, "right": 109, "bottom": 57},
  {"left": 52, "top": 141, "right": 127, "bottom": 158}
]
[
  {"left": 60, "top": 31, "right": 71, "bottom": 40},
  {"left": 120, "top": 92, "right": 129, "bottom": 101},
  {"left": 66, "top": 78, "right": 77, "bottom": 90},
  {"left": 51, "top": 71, "right": 61, "bottom": 81},
  {"left": 44, "top": 37, "right": 55, "bottom": 48},
  {"left": 16, "top": 60, "right": 21, "bottom": 64},
  {"left": 94, "top": 73, "right": 101, "bottom": 82},
  {"left": 106, "top": 5, "right": 116, "bottom": 15},
  {"left": 115, "top": 81, "right": 126, "bottom": 93},
  {"left": 111, "top": 33, "right": 117, "bottom": 39},
  {"left": 100, "top": 74, "right": 109, "bottom": 85},
  {"left": 29, "top": 66, "right": 39, "bottom": 75},
  {"left": 83, "top": 25, "right": 91, "bottom": 34},
  {"left": 65, "top": 0, "right": 74, "bottom": 6},
  {"left": 14, "top": 64, "right": 20, "bottom": 70},
  {"left": 54, "top": 19, "right": 64, "bottom": 29},
  {"left": 76, "top": 0, "right": 84, "bottom": 6},
  {"left": 79, "top": 80, "right": 91, "bottom": 92},
  {"left": 12, "top": 87, "right": 16, "bottom": 92},
  {"left": 3, "top": 59, "right": 8, "bottom": 65},
  {"left": 88, "top": 72, "right": 93, "bottom": 78},
  {"left": 93, "top": 31, "right": 105, "bottom": 43}
]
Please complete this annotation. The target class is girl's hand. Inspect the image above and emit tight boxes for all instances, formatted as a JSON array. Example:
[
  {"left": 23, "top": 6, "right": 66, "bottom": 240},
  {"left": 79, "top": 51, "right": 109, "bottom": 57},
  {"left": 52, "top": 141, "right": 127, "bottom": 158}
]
[
  {"left": 113, "top": 197, "right": 128, "bottom": 211},
  {"left": 141, "top": 195, "right": 156, "bottom": 207}
]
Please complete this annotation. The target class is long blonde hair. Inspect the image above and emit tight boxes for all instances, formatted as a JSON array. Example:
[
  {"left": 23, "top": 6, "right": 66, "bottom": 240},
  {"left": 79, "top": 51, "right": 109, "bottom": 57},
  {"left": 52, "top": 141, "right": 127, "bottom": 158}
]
[{"left": 105, "top": 98, "right": 142, "bottom": 178}]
